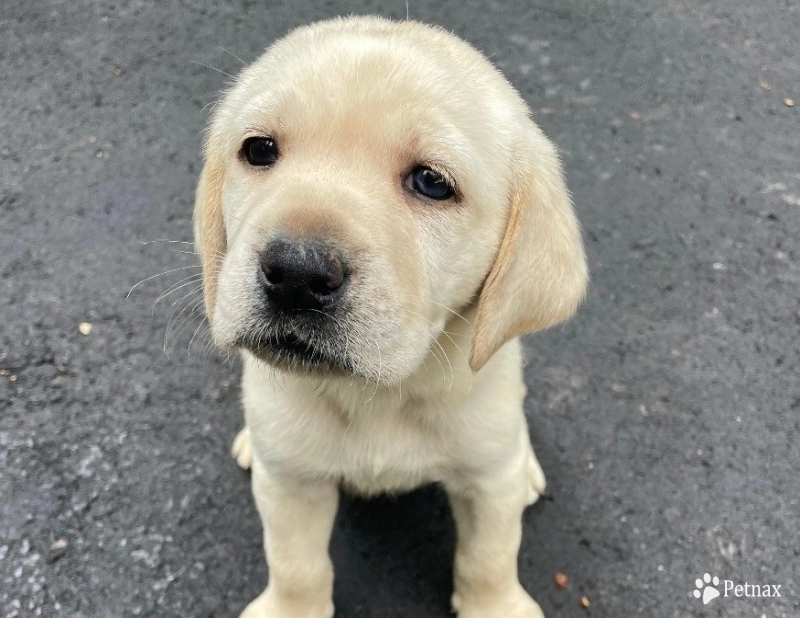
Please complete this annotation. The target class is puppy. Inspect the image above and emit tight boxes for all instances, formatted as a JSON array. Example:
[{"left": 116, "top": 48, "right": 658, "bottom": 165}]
[{"left": 193, "top": 16, "right": 587, "bottom": 618}]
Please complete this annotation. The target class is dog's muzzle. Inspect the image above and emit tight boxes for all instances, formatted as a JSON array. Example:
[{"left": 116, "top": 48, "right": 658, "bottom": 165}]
[{"left": 240, "top": 237, "right": 352, "bottom": 372}]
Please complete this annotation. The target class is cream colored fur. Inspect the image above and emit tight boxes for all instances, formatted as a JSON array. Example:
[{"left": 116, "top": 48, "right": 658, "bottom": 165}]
[{"left": 193, "top": 16, "right": 587, "bottom": 618}]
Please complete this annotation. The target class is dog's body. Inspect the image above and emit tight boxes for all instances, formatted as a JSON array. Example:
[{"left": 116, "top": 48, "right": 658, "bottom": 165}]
[{"left": 193, "top": 17, "right": 587, "bottom": 618}]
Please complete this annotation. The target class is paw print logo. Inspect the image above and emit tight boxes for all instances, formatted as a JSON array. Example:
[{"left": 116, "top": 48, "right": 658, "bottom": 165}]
[{"left": 693, "top": 573, "right": 720, "bottom": 605}]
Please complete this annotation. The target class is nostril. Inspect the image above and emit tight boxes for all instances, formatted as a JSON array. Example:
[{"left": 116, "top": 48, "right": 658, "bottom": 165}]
[
  {"left": 309, "top": 270, "right": 345, "bottom": 297},
  {"left": 262, "top": 263, "right": 284, "bottom": 285}
]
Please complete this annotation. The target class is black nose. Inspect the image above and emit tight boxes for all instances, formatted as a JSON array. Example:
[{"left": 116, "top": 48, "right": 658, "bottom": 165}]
[{"left": 259, "top": 239, "right": 348, "bottom": 311}]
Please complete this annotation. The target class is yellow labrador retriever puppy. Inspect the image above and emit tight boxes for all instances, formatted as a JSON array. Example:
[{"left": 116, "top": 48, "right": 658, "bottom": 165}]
[{"left": 194, "top": 16, "right": 587, "bottom": 618}]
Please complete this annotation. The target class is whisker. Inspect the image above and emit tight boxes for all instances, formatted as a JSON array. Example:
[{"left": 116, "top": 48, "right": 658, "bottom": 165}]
[
  {"left": 200, "top": 100, "right": 218, "bottom": 115},
  {"left": 191, "top": 60, "right": 235, "bottom": 79},
  {"left": 139, "top": 237, "right": 224, "bottom": 261},
  {"left": 200, "top": 327, "right": 219, "bottom": 363},
  {"left": 163, "top": 288, "right": 203, "bottom": 345},
  {"left": 165, "top": 294, "right": 204, "bottom": 353},
  {"left": 170, "top": 285, "right": 203, "bottom": 308},
  {"left": 219, "top": 46, "right": 247, "bottom": 66},
  {"left": 401, "top": 308, "right": 465, "bottom": 389},
  {"left": 298, "top": 307, "right": 347, "bottom": 329},
  {"left": 141, "top": 239, "right": 194, "bottom": 246},
  {"left": 194, "top": 324, "right": 214, "bottom": 361},
  {"left": 152, "top": 275, "right": 203, "bottom": 311},
  {"left": 424, "top": 338, "right": 447, "bottom": 383},
  {"left": 169, "top": 306, "right": 205, "bottom": 356},
  {"left": 342, "top": 417, "right": 355, "bottom": 441},
  {"left": 430, "top": 300, "right": 473, "bottom": 327},
  {"left": 187, "top": 315, "right": 209, "bottom": 355},
  {"left": 166, "top": 249, "right": 201, "bottom": 256},
  {"left": 128, "top": 265, "right": 201, "bottom": 298},
  {"left": 364, "top": 343, "right": 382, "bottom": 404},
  {"left": 431, "top": 333, "right": 454, "bottom": 391}
]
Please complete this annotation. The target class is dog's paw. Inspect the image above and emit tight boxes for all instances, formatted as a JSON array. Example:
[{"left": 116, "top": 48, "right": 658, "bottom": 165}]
[
  {"left": 452, "top": 585, "right": 545, "bottom": 618},
  {"left": 231, "top": 426, "right": 253, "bottom": 470},
  {"left": 239, "top": 590, "right": 334, "bottom": 618},
  {"left": 526, "top": 449, "right": 547, "bottom": 505}
]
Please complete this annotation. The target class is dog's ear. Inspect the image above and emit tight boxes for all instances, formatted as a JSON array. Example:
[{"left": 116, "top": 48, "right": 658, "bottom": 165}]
[
  {"left": 469, "top": 124, "right": 588, "bottom": 371},
  {"left": 193, "top": 138, "right": 227, "bottom": 324}
]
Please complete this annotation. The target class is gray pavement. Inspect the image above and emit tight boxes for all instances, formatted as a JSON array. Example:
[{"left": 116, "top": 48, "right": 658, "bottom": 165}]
[{"left": 1, "top": 1, "right": 798, "bottom": 617}]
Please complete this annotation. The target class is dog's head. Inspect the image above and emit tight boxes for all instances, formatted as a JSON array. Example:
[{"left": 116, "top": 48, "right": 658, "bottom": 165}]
[{"left": 194, "top": 17, "right": 587, "bottom": 384}]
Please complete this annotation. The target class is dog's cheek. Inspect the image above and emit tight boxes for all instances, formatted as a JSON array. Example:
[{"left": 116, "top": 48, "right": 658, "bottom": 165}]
[
  {"left": 412, "top": 214, "right": 471, "bottom": 314},
  {"left": 211, "top": 245, "right": 258, "bottom": 346},
  {"left": 342, "top": 267, "right": 430, "bottom": 383},
  {"left": 221, "top": 184, "right": 256, "bottom": 245}
]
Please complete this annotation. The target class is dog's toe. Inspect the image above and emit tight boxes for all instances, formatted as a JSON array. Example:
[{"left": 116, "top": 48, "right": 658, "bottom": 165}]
[
  {"left": 232, "top": 426, "right": 253, "bottom": 470},
  {"left": 526, "top": 450, "right": 546, "bottom": 505}
]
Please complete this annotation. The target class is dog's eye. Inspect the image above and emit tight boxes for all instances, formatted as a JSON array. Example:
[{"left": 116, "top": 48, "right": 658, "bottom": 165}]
[
  {"left": 406, "top": 166, "right": 455, "bottom": 200},
  {"left": 242, "top": 137, "right": 279, "bottom": 167}
]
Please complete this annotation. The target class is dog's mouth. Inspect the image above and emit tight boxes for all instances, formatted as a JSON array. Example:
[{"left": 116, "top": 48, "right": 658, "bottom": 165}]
[
  {"left": 242, "top": 330, "right": 351, "bottom": 374},
  {"left": 262, "top": 332, "right": 320, "bottom": 359}
]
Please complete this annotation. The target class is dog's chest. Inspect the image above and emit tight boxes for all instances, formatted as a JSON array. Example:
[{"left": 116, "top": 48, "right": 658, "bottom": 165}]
[
  {"left": 246, "top": 386, "right": 452, "bottom": 494},
  {"left": 335, "top": 410, "right": 447, "bottom": 494}
]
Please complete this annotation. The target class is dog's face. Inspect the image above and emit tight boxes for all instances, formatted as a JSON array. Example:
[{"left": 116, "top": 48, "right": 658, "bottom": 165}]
[{"left": 195, "top": 18, "right": 587, "bottom": 384}]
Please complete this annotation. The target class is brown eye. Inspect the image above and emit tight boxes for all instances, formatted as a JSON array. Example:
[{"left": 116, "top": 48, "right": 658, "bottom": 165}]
[
  {"left": 406, "top": 166, "right": 454, "bottom": 200},
  {"left": 242, "top": 137, "right": 279, "bottom": 166}
]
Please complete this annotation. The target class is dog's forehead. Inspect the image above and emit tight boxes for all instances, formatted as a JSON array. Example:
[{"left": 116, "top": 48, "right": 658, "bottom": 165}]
[{"left": 232, "top": 31, "right": 496, "bottom": 140}]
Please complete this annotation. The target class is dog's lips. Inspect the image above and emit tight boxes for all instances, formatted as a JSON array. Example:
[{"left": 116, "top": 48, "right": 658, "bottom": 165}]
[
  {"left": 267, "top": 332, "right": 318, "bottom": 358},
  {"left": 246, "top": 330, "right": 348, "bottom": 372}
]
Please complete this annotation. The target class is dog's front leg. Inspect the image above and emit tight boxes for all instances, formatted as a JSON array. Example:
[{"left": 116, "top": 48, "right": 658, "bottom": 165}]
[
  {"left": 445, "top": 454, "right": 545, "bottom": 618},
  {"left": 240, "top": 458, "right": 338, "bottom": 618}
]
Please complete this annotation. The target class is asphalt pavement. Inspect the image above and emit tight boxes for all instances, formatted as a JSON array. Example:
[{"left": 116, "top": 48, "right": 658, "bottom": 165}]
[{"left": 1, "top": 1, "right": 798, "bottom": 617}]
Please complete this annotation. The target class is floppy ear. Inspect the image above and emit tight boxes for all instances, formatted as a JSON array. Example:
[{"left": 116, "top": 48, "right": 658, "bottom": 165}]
[
  {"left": 193, "top": 142, "right": 227, "bottom": 324},
  {"left": 469, "top": 125, "right": 588, "bottom": 371}
]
